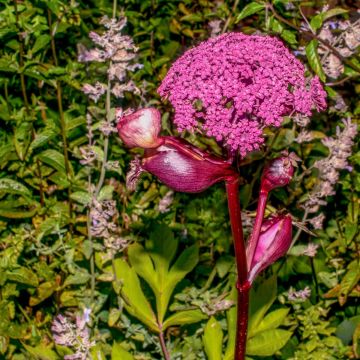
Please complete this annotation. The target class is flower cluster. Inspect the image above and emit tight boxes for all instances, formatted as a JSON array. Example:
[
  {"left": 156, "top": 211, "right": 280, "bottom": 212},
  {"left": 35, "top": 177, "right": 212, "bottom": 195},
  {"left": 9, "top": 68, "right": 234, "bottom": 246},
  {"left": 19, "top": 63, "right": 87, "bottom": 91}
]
[
  {"left": 158, "top": 32, "right": 326, "bottom": 156},
  {"left": 79, "top": 15, "right": 142, "bottom": 102},
  {"left": 288, "top": 286, "right": 311, "bottom": 302},
  {"left": 52, "top": 310, "right": 94, "bottom": 360},
  {"left": 305, "top": 118, "right": 357, "bottom": 215}
]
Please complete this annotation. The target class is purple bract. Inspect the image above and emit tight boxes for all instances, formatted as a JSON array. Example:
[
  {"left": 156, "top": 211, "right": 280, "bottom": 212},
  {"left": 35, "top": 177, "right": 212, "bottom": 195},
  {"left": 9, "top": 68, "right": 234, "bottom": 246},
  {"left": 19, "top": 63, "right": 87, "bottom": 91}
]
[{"left": 158, "top": 32, "right": 327, "bottom": 156}]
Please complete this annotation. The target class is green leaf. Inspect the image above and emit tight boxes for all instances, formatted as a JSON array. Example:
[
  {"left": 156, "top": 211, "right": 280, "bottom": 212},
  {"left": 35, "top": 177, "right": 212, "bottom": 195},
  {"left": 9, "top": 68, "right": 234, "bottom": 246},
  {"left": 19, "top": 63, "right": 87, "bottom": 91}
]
[
  {"left": 14, "top": 122, "right": 32, "bottom": 161},
  {"left": 163, "top": 310, "right": 207, "bottom": 330},
  {"left": 29, "top": 281, "right": 57, "bottom": 306},
  {"left": 236, "top": 2, "right": 265, "bottom": 22},
  {"left": 111, "top": 258, "right": 158, "bottom": 332},
  {"left": 22, "top": 343, "right": 59, "bottom": 360},
  {"left": 37, "top": 149, "right": 66, "bottom": 174},
  {"left": 246, "top": 329, "right": 292, "bottom": 356},
  {"left": 203, "top": 317, "right": 223, "bottom": 360},
  {"left": 63, "top": 269, "right": 91, "bottom": 286},
  {"left": 32, "top": 35, "right": 51, "bottom": 54},
  {"left": 306, "top": 40, "right": 326, "bottom": 82},
  {"left": 250, "top": 308, "right": 290, "bottom": 337},
  {"left": 111, "top": 342, "right": 134, "bottom": 360},
  {"left": 310, "top": 14, "right": 324, "bottom": 32},
  {"left": 6, "top": 267, "right": 38, "bottom": 287},
  {"left": 0, "top": 178, "right": 31, "bottom": 197},
  {"left": 98, "top": 185, "right": 114, "bottom": 201},
  {"left": 248, "top": 275, "right": 277, "bottom": 336},
  {"left": 70, "top": 191, "right": 92, "bottom": 206},
  {"left": 339, "top": 261, "right": 360, "bottom": 305},
  {"left": 29, "top": 127, "right": 57, "bottom": 152}
]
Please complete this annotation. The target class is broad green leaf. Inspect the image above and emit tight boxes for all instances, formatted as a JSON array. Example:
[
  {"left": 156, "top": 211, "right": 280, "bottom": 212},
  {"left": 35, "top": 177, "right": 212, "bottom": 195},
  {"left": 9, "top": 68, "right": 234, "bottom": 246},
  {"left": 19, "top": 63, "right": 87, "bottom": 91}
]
[
  {"left": 29, "top": 127, "right": 57, "bottom": 152},
  {"left": 29, "top": 281, "right": 57, "bottom": 306},
  {"left": 6, "top": 267, "right": 38, "bottom": 287},
  {"left": 323, "top": 8, "right": 348, "bottom": 20},
  {"left": 236, "top": 2, "right": 265, "bottom": 22},
  {"left": 111, "top": 258, "right": 158, "bottom": 332},
  {"left": 310, "top": 14, "right": 324, "bottom": 32},
  {"left": 203, "top": 317, "right": 223, "bottom": 360},
  {"left": 0, "top": 178, "right": 31, "bottom": 197},
  {"left": 0, "top": 207, "right": 37, "bottom": 218},
  {"left": 306, "top": 40, "right": 326, "bottom": 82},
  {"left": 22, "top": 343, "right": 59, "bottom": 360},
  {"left": 111, "top": 342, "right": 134, "bottom": 360},
  {"left": 63, "top": 269, "right": 91, "bottom": 286},
  {"left": 37, "top": 149, "right": 66, "bottom": 174},
  {"left": 163, "top": 310, "right": 207, "bottom": 330},
  {"left": 14, "top": 122, "right": 32, "bottom": 161},
  {"left": 249, "top": 308, "right": 289, "bottom": 337},
  {"left": 70, "top": 191, "right": 92, "bottom": 206},
  {"left": 98, "top": 185, "right": 114, "bottom": 201},
  {"left": 248, "top": 275, "right": 277, "bottom": 335},
  {"left": 339, "top": 261, "right": 360, "bottom": 305},
  {"left": 246, "top": 329, "right": 292, "bottom": 356},
  {"left": 32, "top": 34, "right": 51, "bottom": 54}
]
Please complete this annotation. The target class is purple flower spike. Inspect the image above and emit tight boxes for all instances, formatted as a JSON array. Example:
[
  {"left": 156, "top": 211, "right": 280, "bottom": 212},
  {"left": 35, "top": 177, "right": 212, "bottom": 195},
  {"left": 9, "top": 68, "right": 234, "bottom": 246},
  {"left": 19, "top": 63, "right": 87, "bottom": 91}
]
[
  {"left": 248, "top": 215, "right": 292, "bottom": 283},
  {"left": 261, "top": 155, "right": 295, "bottom": 193},
  {"left": 142, "top": 137, "right": 236, "bottom": 193},
  {"left": 117, "top": 108, "right": 164, "bottom": 148}
]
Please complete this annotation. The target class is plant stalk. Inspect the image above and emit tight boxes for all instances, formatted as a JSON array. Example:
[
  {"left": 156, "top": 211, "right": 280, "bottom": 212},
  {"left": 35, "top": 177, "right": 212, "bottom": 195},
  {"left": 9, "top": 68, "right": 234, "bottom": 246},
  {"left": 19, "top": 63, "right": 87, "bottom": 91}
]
[
  {"left": 225, "top": 177, "right": 249, "bottom": 360},
  {"left": 246, "top": 190, "right": 268, "bottom": 269},
  {"left": 159, "top": 330, "right": 170, "bottom": 360}
]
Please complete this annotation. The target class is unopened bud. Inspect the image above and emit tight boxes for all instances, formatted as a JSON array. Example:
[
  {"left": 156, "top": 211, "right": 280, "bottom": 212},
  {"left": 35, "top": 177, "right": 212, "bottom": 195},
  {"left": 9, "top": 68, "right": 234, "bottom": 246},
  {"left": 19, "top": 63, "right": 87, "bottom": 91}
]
[
  {"left": 261, "top": 156, "right": 294, "bottom": 193},
  {"left": 116, "top": 108, "right": 163, "bottom": 148},
  {"left": 248, "top": 215, "right": 292, "bottom": 283}
]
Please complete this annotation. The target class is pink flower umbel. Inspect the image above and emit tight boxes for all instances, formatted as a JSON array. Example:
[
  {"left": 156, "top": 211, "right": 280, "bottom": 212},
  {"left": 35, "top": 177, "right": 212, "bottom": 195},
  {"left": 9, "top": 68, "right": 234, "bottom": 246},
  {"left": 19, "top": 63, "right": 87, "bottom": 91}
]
[
  {"left": 248, "top": 215, "right": 292, "bottom": 283},
  {"left": 158, "top": 33, "right": 327, "bottom": 157}
]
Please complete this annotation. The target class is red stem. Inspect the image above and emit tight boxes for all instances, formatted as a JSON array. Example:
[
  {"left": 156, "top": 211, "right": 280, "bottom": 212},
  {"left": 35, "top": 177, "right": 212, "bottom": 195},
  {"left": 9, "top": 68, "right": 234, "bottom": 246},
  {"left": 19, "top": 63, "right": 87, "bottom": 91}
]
[
  {"left": 225, "top": 177, "right": 250, "bottom": 360},
  {"left": 246, "top": 190, "right": 268, "bottom": 270}
]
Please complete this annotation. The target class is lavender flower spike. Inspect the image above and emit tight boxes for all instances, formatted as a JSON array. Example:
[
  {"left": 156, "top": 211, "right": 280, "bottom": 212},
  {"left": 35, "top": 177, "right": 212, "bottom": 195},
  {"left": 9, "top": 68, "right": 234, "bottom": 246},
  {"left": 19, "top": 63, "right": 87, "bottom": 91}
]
[{"left": 248, "top": 215, "right": 292, "bottom": 283}]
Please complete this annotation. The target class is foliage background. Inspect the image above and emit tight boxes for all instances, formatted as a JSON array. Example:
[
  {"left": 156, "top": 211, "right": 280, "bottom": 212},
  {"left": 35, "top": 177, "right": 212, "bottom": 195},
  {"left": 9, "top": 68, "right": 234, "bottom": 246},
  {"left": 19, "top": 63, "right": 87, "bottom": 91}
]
[{"left": 0, "top": 0, "right": 359, "bottom": 359}]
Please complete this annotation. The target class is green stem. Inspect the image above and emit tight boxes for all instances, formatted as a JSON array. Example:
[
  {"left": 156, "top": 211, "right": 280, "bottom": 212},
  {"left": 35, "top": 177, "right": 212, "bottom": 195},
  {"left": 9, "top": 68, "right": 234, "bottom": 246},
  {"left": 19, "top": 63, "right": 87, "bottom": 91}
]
[
  {"left": 222, "top": 0, "right": 240, "bottom": 33},
  {"left": 48, "top": 10, "right": 73, "bottom": 219}
]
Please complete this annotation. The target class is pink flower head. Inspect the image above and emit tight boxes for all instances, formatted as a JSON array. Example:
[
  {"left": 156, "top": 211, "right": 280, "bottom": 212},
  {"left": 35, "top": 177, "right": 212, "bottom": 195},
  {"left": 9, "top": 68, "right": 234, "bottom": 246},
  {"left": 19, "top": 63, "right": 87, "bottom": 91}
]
[
  {"left": 158, "top": 33, "right": 327, "bottom": 157},
  {"left": 117, "top": 108, "right": 163, "bottom": 148},
  {"left": 248, "top": 214, "right": 292, "bottom": 283}
]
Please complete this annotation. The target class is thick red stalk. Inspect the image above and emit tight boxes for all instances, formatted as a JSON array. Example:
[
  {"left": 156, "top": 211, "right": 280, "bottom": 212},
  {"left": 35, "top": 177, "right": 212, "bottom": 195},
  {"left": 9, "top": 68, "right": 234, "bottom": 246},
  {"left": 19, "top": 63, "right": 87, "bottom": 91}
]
[
  {"left": 225, "top": 177, "right": 250, "bottom": 360},
  {"left": 246, "top": 190, "right": 268, "bottom": 270}
]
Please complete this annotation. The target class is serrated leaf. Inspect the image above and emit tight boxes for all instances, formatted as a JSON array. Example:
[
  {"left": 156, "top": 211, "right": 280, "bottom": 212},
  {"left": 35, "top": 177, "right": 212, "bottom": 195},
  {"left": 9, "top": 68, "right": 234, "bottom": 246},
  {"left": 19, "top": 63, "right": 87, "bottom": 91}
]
[
  {"left": 203, "top": 317, "right": 223, "bottom": 360},
  {"left": 29, "top": 281, "right": 57, "bottom": 306},
  {"left": 236, "top": 2, "right": 265, "bottom": 22},
  {"left": 111, "top": 342, "right": 134, "bottom": 360},
  {"left": 0, "top": 178, "right": 31, "bottom": 197},
  {"left": 32, "top": 34, "right": 51, "bottom": 54},
  {"left": 63, "top": 269, "right": 91, "bottom": 286},
  {"left": 246, "top": 329, "right": 292, "bottom": 356},
  {"left": 163, "top": 310, "right": 207, "bottom": 330},
  {"left": 306, "top": 40, "right": 326, "bottom": 82},
  {"left": 98, "top": 185, "right": 114, "bottom": 201},
  {"left": 14, "top": 122, "right": 32, "bottom": 161},
  {"left": 22, "top": 343, "right": 59, "bottom": 360},
  {"left": 6, "top": 267, "right": 38, "bottom": 287},
  {"left": 70, "top": 191, "right": 92, "bottom": 206},
  {"left": 37, "top": 149, "right": 66, "bottom": 173}
]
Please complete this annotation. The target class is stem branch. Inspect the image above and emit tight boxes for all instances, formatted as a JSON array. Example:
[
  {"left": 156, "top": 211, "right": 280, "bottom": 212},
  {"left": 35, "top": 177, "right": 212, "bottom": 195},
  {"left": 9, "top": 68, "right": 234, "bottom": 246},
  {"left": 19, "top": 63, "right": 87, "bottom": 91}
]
[
  {"left": 159, "top": 330, "right": 170, "bottom": 360},
  {"left": 225, "top": 177, "right": 249, "bottom": 360}
]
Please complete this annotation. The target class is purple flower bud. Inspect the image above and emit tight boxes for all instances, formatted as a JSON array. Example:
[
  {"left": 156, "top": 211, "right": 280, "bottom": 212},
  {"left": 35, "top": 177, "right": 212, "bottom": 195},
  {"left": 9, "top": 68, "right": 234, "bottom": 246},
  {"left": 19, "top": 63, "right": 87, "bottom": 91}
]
[
  {"left": 248, "top": 215, "right": 292, "bottom": 283},
  {"left": 260, "top": 156, "right": 295, "bottom": 193},
  {"left": 141, "top": 137, "right": 236, "bottom": 193},
  {"left": 116, "top": 108, "right": 163, "bottom": 148}
]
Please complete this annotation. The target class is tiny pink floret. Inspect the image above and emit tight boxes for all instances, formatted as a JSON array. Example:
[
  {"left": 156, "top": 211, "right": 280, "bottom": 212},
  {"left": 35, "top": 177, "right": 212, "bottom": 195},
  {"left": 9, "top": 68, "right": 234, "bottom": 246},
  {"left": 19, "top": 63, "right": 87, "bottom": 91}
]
[{"left": 158, "top": 33, "right": 327, "bottom": 156}]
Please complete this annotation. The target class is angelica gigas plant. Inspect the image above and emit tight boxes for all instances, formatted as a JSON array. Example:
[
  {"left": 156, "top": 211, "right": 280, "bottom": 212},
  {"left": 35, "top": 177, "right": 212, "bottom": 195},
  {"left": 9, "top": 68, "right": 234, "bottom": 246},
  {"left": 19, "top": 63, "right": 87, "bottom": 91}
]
[{"left": 117, "top": 32, "right": 327, "bottom": 360}]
